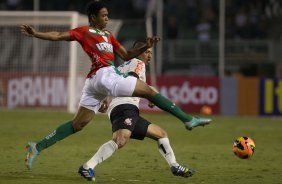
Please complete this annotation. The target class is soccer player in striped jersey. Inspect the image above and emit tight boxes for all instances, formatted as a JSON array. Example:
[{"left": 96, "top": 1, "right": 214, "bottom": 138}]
[
  {"left": 21, "top": 0, "right": 211, "bottom": 170},
  {"left": 78, "top": 41, "right": 195, "bottom": 181}
]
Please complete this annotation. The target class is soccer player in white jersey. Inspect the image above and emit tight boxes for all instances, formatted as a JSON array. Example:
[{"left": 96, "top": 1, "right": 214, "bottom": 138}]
[{"left": 78, "top": 41, "right": 195, "bottom": 181}]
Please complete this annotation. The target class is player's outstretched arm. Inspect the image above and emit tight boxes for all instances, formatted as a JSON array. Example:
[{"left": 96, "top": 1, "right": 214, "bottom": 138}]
[
  {"left": 115, "top": 36, "right": 160, "bottom": 61},
  {"left": 20, "top": 24, "right": 70, "bottom": 41}
]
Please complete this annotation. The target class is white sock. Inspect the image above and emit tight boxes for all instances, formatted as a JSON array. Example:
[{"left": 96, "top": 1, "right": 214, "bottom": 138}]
[
  {"left": 84, "top": 140, "right": 118, "bottom": 169},
  {"left": 158, "top": 137, "right": 178, "bottom": 167}
]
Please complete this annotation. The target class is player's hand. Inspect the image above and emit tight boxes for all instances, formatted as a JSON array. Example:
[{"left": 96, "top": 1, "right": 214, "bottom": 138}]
[
  {"left": 20, "top": 24, "right": 36, "bottom": 37},
  {"left": 146, "top": 36, "right": 160, "bottom": 47},
  {"left": 98, "top": 101, "right": 108, "bottom": 113},
  {"left": 148, "top": 101, "right": 155, "bottom": 108}
]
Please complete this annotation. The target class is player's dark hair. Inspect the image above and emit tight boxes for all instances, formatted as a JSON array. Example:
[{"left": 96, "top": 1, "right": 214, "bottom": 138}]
[
  {"left": 86, "top": 0, "right": 107, "bottom": 26},
  {"left": 133, "top": 40, "right": 146, "bottom": 49}
]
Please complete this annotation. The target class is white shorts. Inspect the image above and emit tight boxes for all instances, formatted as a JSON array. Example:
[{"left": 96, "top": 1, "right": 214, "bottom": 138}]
[{"left": 79, "top": 66, "right": 137, "bottom": 113}]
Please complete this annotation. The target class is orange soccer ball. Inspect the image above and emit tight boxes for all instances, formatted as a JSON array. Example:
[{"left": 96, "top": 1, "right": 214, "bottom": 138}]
[
  {"left": 201, "top": 105, "right": 212, "bottom": 115},
  {"left": 232, "top": 136, "right": 255, "bottom": 159}
]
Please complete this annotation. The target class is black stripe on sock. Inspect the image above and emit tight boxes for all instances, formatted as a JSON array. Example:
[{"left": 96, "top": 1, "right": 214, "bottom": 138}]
[{"left": 160, "top": 144, "right": 167, "bottom": 154}]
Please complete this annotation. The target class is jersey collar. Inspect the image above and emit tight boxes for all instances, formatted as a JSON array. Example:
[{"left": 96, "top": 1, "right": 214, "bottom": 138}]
[{"left": 89, "top": 27, "right": 110, "bottom": 36}]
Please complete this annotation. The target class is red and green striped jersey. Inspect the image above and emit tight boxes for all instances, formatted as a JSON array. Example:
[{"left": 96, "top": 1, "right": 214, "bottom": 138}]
[{"left": 69, "top": 26, "right": 122, "bottom": 78}]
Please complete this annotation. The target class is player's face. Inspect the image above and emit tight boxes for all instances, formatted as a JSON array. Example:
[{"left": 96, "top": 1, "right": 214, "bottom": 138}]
[
  {"left": 141, "top": 48, "right": 152, "bottom": 65},
  {"left": 93, "top": 8, "right": 109, "bottom": 30}
]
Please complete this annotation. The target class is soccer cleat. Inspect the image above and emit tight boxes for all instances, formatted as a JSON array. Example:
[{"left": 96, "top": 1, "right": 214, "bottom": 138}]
[
  {"left": 78, "top": 165, "right": 95, "bottom": 181},
  {"left": 25, "top": 142, "right": 39, "bottom": 170},
  {"left": 185, "top": 117, "right": 212, "bottom": 130},
  {"left": 171, "top": 165, "right": 195, "bottom": 178}
]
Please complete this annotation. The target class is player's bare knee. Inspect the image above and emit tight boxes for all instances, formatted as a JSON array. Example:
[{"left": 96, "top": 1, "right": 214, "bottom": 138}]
[
  {"left": 148, "top": 87, "right": 157, "bottom": 97},
  {"left": 72, "top": 120, "right": 89, "bottom": 131},
  {"left": 113, "top": 135, "right": 130, "bottom": 149},
  {"left": 159, "top": 130, "right": 168, "bottom": 139},
  {"left": 152, "top": 129, "right": 168, "bottom": 140},
  {"left": 72, "top": 124, "right": 83, "bottom": 132}
]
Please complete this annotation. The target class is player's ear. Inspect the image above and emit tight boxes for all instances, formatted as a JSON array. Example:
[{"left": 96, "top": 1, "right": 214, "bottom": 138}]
[{"left": 91, "top": 15, "right": 97, "bottom": 22}]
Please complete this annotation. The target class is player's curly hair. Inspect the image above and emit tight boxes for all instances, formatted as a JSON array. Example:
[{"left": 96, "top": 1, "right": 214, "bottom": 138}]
[{"left": 86, "top": 0, "right": 107, "bottom": 26}]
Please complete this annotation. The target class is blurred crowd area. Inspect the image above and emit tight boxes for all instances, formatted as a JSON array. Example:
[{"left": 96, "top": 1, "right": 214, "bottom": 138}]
[{"left": 0, "top": 0, "right": 281, "bottom": 41}]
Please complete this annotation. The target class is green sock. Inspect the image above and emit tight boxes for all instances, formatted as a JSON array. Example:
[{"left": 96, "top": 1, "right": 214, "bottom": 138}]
[
  {"left": 36, "top": 121, "right": 75, "bottom": 152},
  {"left": 149, "top": 93, "right": 193, "bottom": 123}
]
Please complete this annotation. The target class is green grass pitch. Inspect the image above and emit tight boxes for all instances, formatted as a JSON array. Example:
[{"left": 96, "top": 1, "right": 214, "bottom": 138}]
[{"left": 0, "top": 110, "right": 282, "bottom": 184}]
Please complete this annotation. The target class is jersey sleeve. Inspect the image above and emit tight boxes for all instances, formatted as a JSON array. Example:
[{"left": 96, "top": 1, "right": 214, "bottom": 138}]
[{"left": 68, "top": 26, "right": 84, "bottom": 41}]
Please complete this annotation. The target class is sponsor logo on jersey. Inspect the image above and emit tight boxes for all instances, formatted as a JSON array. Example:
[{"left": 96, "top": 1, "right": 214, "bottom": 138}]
[
  {"left": 96, "top": 42, "right": 113, "bottom": 52},
  {"left": 124, "top": 118, "right": 132, "bottom": 126}
]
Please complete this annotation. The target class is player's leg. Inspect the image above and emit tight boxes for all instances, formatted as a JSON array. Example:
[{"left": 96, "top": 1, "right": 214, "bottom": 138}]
[
  {"left": 98, "top": 67, "right": 211, "bottom": 129},
  {"left": 116, "top": 76, "right": 192, "bottom": 122},
  {"left": 112, "top": 129, "right": 132, "bottom": 148},
  {"left": 121, "top": 77, "right": 211, "bottom": 130},
  {"left": 79, "top": 138, "right": 118, "bottom": 181},
  {"left": 79, "top": 129, "right": 131, "bottom": 181},
  {"left": 25, "top": 106, "right": 95, "bottom": 170},
  {"left": 146, "top": 124, "right": 179, "bottom": 166},
  {"left": 83, "top": 128, "right": 132, "bottom": 168},
  {"left": 81, "top": 129, "right": 131, "bottom": 169},
  {"left": 29, "top": 76, "right": 103, "bottom": 153},
  {"left": 26, "top": 77, "right": 101, "bottom": 170},
  {"left": 145, "top": 123, "right": 195, "bottom": 178},
  {"left": 35, "top": 106, "right": 95, "bottom": 152},
  {"left": 79, "top": 104, "right": 137, "bottom": 181}
]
